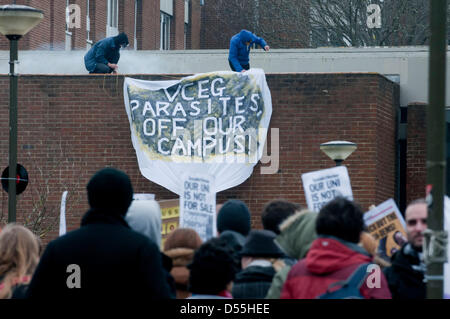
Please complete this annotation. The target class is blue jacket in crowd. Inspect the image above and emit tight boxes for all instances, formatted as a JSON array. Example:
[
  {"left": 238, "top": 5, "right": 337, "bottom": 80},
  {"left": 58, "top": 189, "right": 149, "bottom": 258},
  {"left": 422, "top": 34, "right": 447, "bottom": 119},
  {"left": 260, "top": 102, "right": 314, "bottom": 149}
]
[
  {"left": 228, "top": 30, "right": 267, "bottom": 72},
  {"left": 84, "top": 36, "right": 120, "bottom": 72}
]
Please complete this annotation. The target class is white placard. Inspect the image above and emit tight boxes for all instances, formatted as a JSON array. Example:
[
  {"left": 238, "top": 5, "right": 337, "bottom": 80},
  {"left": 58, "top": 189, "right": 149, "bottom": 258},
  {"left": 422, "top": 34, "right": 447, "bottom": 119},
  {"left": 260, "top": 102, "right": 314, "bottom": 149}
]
[
  {"left": 179, "top": 173, "right": 216, "bottom": 242},
  {"left": 301, "top": 166, "right": 353, "bottom": 212},
  {"left": 133, "top": 193, "right": 155, "bottom": 201},
  {"left": 59, "top": 191, "right": 68, "bottom": 236}
]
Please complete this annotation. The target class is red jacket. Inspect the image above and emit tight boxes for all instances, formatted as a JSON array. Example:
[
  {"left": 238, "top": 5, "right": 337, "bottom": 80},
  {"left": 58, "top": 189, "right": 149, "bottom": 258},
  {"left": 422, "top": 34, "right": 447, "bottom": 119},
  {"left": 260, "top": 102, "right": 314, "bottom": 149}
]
[{"left": 280, "top": 237, "right": 392, "bottom": 299}]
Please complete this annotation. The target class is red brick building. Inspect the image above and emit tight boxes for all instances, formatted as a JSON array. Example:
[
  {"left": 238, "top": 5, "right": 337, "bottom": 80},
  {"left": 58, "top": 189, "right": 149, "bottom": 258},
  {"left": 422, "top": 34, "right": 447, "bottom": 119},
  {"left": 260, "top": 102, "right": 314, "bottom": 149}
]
[
  {"left": 0, "top": 72, "right": 404, "bottom": 242},
  {"left": 0, "top": 0, "right": 202, "bottom": 50}
]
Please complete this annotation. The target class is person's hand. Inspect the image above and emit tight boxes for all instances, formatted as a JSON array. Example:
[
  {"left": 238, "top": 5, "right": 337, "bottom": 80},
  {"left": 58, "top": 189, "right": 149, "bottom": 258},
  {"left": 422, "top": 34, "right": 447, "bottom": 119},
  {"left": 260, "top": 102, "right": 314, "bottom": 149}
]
[
  {"left": 241, "top": 69, "right": 246, "bottom": 73},
  {"left": 108, "top": 63, "right": 118, "bottom": 70},
  {"left": 264, "top": 45, "right": 270, "bottom": 51}
]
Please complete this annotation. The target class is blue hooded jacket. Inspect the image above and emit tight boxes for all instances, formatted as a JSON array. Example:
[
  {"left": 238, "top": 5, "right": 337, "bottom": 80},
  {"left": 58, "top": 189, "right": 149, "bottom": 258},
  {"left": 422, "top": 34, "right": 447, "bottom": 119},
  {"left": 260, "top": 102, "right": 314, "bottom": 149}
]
[
  {"left": 84, "top": 36, "right": 120, "bottom": 72},
  {"left": 228, "top": 30, "right": 267, "bottom": 72}
]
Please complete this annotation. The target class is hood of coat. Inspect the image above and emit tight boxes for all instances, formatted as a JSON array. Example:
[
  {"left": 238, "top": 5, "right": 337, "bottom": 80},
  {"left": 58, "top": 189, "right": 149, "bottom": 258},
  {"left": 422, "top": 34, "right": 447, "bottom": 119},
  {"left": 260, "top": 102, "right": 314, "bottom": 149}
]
[
  {"left": 239, "top": 30, "right": 253, "bottom": 44},
  {"left": 125, "top": 200, "right": 162, "bottom": 248},
  {"left": 274, "top": 210, "right": 318, "bottom": 259},
  {"left": 305, "top": 236, "right": 372, "bottom": 275},
  {"left": 164, "top": 247, "right": 195, "bottom": 267}
]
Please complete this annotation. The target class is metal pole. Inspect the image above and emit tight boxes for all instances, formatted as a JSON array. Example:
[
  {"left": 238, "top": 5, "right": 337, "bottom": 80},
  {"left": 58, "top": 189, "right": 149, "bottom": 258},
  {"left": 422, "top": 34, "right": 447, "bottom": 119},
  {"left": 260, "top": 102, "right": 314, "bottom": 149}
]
[
  {"left": 426, "top": 0, "right": 447, "bottom": 299},
  {"left": 8, "top": 38, "right": 18, "bottom": 223}
]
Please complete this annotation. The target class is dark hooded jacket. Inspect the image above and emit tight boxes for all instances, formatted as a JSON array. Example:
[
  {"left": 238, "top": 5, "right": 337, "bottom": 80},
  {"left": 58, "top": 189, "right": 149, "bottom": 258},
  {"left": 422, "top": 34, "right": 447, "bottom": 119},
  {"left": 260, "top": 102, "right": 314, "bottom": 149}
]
[
  {"left": 281, "top": 236, "right": 392, "bottom": 299},
  {"left": 232, "top": 262, "right": 276, "bottom": 299},
  {"left": 228, "top": 30, "right": 267, "bottom": 72},
  {"left": 26, "top": 168, "right": 172, "bottom": 299},
  {"left": 383, "top": 243, "right": 426, "bottom": 299},
  {"left": 84, "top": 33, "right": 128, "bottom": 72}
]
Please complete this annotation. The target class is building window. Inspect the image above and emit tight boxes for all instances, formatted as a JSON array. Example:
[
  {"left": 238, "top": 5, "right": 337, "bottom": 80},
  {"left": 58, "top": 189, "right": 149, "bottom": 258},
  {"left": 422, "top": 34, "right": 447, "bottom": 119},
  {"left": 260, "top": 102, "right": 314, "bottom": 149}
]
[
  {"left": 160, "top": 12, "right": 171, "bottom": 50},
  {"left": 107, "top": 0, "right": 119, "bottom": 37}
]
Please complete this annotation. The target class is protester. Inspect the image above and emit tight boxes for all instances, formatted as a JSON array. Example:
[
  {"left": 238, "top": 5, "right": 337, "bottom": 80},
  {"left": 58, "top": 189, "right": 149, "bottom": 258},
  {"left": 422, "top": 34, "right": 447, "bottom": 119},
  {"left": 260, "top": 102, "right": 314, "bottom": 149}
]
[
  {"left": 187, "top": 237, "right": 238, "bottom": 299},
  {"left": 228, "top": 29, "right": 269, "bottom": 72},
  {"left": 84, "top": 32, "right": 129, "bottom": 74},
  {"left": 232, "top": 230, "right": 285, "bottom": 299},
  {"left": 216, "top": 199, "right": 252, "bottom": 270},
  {"left": 266, "top": 209, "right": 317, "bottom": 299},
  {"left": 163, "top": 228, "right": 203, "bottom": 299},
  {"left": 261, "top": 200, "right": 302, "bottom": 235},
  {"left": 125, "top": 199, "right": 176, "bottom": 297},
  {"left": 26, "top": 167, "right": 173, "bottom": 299},
  {"left": 280, "top": 197, "right": 391, "bottom": 299},
  {"left": 0, "top": 224, "right": 40, "bottom": 299},
  {"left": 384, "top": 198, "right": 427, "bottom": 299}
]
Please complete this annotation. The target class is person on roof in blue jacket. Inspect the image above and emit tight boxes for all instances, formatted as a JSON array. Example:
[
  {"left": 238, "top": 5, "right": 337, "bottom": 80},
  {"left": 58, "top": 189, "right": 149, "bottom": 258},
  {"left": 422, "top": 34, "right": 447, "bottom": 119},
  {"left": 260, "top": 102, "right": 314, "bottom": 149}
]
[
  {"left": 228, "top": 29, "right": 270, "bottom": 72},
  {"left": 84, "top": 33, "right": 129, "bottom": 74}
]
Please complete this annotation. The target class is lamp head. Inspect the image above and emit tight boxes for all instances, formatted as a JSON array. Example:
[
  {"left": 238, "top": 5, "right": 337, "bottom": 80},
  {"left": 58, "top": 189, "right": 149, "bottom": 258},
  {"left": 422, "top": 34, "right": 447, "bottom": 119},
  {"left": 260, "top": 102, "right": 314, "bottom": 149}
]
[{"left": 0, "top": 5, "right": 44, "bottom": 39}]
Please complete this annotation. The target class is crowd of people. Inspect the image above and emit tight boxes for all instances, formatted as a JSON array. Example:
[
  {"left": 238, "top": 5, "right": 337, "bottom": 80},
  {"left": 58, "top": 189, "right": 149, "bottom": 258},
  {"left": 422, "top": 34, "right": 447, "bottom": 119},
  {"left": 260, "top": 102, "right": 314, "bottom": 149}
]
[{"left": 0, "top": 167, "right": 429, "bottom": 299}]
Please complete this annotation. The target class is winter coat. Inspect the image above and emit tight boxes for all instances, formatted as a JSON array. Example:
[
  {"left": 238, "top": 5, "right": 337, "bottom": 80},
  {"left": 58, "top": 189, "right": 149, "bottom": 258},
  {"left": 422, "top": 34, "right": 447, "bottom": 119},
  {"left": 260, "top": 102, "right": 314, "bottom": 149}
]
[
  {"left": 26, "top": 209, "right": 173, "bottom": 299},
  {"left": 281, "top": 236, "right": 392, "bottom": 299},
  {"left": 164, "top": 247, "right": 196, "bottom": 299},
  {"left": 228, "top": 30, "right": 267, "bottom": 72},
  {"left": 84, "top": 36, "right": 120, "bottom": 72},
  {"left": 383, "top": 243, "right": 426, "bottom": 299},
  {"left": 232, "top": 261, "right": 276, "bottom": 299},
  {"left": 265, "top": 210, "right": 317, "bottom": 299}
]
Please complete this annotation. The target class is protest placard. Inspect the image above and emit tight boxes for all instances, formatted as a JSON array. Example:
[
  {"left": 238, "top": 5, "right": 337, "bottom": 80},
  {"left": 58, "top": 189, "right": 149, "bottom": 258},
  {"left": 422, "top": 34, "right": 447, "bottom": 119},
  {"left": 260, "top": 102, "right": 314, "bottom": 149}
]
[
  {"left": 301, "top": 166, "right": 353, "bottom": 212},
  {"left": 364, "top": 198, "right": 407, "bottom": 262},
  {"left": 158, "top": 198, "right": 180, "bottom": 250},
  {"left": 179, "top": 173, "right": 216, "bottom": 243}
]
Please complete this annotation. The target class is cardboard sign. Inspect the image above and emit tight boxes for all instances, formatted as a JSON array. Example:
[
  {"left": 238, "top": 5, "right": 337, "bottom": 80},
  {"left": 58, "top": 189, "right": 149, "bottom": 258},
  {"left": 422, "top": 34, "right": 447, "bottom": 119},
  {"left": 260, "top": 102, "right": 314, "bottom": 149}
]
[
  {"left": 301, "top": 166, "right": 353, "bottom": 212},
  {"left": 179, "top": 173, "right": 216, "bottom": 242},
  {"left": 364, "top": 198, "right": 407, "bottom": 261}
]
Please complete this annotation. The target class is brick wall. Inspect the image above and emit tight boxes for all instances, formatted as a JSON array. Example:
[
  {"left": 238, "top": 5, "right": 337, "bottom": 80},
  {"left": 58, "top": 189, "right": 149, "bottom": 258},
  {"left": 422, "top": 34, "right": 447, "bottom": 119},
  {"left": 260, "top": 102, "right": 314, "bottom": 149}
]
[
  {"left": 0, "top": 73, "right": 399, "bottom": 242},
  {"left": 171, "top": 0, "right": 185, "bottom": 50},
  {"left": 406, "top": 103, "right": 427, "bottom": 204}
]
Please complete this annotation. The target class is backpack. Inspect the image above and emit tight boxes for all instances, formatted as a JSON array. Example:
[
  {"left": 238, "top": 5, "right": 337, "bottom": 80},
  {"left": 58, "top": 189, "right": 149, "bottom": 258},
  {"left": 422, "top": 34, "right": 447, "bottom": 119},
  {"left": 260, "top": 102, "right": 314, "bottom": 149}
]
[{"left": 317, "top": 263, "right": 371, "bottom": 299}]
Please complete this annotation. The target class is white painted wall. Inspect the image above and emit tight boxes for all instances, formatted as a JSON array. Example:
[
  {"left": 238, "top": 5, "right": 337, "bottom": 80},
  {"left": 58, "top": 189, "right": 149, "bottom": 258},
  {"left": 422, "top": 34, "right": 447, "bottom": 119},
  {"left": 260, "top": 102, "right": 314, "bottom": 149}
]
[{"left": 0, "top": 46, "right": 448, "bottom": 106}]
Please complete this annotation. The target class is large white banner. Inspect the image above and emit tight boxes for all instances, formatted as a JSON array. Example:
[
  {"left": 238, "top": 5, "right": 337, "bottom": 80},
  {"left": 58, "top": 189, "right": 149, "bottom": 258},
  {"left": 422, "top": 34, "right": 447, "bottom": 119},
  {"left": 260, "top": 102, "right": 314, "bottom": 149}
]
[{"left": 123, "top": 69, "right": 272, "bottom": 195}]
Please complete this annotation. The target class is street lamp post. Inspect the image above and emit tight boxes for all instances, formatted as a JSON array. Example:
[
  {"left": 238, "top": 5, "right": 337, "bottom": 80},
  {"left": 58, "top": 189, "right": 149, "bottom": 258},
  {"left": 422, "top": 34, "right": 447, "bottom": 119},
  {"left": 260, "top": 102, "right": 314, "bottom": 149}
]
[
  {"left": 320, "top": 141, "right": 357, "bottom": 166},
  {"left": 0, "top": 5, "right": 43, "bottom": 223}
]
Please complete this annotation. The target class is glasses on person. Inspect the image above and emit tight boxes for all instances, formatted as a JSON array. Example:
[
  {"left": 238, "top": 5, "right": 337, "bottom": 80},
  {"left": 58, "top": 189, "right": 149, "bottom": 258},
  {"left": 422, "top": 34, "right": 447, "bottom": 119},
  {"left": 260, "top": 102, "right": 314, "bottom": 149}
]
[{"left": 406, "top": 218, "right": 427, "bottom": 226}]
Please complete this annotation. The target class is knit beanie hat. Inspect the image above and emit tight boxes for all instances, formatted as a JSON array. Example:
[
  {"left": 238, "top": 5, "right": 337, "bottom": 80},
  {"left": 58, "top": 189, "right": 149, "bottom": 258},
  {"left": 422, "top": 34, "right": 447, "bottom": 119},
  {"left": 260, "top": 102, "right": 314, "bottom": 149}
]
[
  {"left": 114, "top": 32, "right": 129, "bottom": 47},
  {"left": 240, "top": 229, "right": 284, "bottom": 258},
  {"left": 216, "top": 200, "right": 251, "bottom": 236},
  {"left": 86, "top": 167, "right": 133, "bottom": 216}
]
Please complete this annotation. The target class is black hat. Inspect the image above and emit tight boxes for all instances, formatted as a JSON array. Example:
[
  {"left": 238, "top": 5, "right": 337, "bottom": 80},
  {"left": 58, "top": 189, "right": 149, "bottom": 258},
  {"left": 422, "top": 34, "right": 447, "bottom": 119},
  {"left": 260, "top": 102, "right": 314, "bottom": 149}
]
[
  {"left": 217, "top": 200, "right": 251, "bottom": 236},
  {"left": 240, "top": 229, "right": 285, "bottom": 258},
  {"left": 114, "top": 32, "right": 129, "bottom": 47},
  {"left": 87, "top": 167, "right": 133, "bottom": 216}
]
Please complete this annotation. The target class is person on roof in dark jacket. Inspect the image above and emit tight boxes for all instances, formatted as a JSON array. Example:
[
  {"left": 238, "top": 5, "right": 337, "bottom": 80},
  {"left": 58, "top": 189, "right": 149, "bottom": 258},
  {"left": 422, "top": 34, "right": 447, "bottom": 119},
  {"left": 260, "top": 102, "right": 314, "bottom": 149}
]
[
  {"left": 84, "top": 33, "right": 129, "bottom": 74},
  {"left": 232, "top": 229, "right": 285, "bottom": 299},
  {"left": 228, "top": 29, "right": 269, "bottom": 72},
  {"left": 280, "top": 197, "right": 391, "bottom": 299},
  {"left": 26, "top": 167, "right": 173, "bottom": 300},
  {"left": 384, "top": 198, "right": 427, "bottom": 299}
]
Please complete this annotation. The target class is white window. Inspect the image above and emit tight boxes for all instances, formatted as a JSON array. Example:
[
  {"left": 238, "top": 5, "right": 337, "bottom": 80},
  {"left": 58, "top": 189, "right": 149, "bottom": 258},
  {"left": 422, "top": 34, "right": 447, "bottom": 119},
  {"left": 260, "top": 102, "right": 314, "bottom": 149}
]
[
  {"left": 107, "top": 0, "right": 119, "bottom": 37},
  {"left": 160, "top": 12, "right": 171, "bottom": 50}
]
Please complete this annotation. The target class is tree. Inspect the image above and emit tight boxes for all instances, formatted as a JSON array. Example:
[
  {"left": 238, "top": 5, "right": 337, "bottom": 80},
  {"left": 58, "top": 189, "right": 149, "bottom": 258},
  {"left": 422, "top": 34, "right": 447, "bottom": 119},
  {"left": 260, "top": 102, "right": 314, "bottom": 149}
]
[{"left": 310, "top": 0, "right": 436, "bottom": 47}]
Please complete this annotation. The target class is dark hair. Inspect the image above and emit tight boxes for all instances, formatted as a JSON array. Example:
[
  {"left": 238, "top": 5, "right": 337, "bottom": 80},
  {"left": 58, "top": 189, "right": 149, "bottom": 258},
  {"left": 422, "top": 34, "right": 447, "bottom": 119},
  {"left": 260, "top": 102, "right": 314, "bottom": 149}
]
[
  {"left": 187, "top": 237, "right": 238, "bottom": 295},
  {"left": 261, "top": 200, "right": 301, "bottom": 234},
  {"left": 315, "top": 197, "right": 364, "bottom": 243}
]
